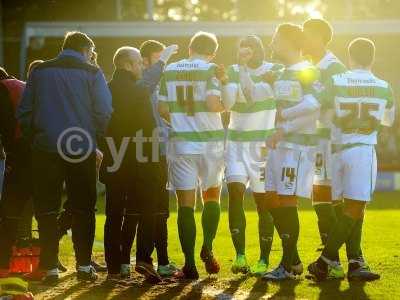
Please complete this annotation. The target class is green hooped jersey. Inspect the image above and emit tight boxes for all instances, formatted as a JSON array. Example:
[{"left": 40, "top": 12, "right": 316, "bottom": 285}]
[
  {"left": 224, "top": 62, "right": 282, "bottom": 142},
  {"left": 316, "top": 69, "right": 395, "bottom": 146},
  {"left": 316, "top": 52, "right": 347, "bottom": 139},
  {"left": 274, "top": 60, "right": 321, "bottom": 148},
  {"left": 158, "top": 58, "right": 224, "bottom": 154}
]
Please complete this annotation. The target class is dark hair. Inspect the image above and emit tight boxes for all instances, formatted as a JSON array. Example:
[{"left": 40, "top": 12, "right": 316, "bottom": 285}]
[
  {"left": 27, "top": 60, "right": 44, "bottom": 77},
  {"left": 348, "top": 38, "right": 375, "bottom": 67},
  {"left": 62, "top": 31, "right": 95, "bottom": 53},
  {"left": 303, "top": 18, "right": 333, "bottom": 45},
  {"left": 140, "top": 40, "right": 165, "bottom": 59},
  {"left": 276, "top": 23, "right": 304, "bottom": 50},
  {"left": 0, "top": 67, "right": 9, "bottom": 80},
  {"left": 189, "top": 31, "right": 218, "bottom": 56}
]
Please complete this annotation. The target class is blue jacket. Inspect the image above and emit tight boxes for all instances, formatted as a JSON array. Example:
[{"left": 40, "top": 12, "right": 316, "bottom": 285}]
[{"left": 17, "top": 50, "right": 113, "bottom": 155}]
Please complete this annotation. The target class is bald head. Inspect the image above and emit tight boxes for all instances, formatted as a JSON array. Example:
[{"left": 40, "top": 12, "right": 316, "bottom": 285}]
[
  {"left": 113, "top": 46, "right": 141, "bottom": 68},
  {"left": 113, "top": 46, "right": 144, "bottom": 78}
]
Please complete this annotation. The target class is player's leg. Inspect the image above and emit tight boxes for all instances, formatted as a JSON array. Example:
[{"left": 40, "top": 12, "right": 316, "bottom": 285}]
[
  {"left": 176, "top": 189, "right": 197, "bottom": 279},
  {"left": 170, "top": 154, "right": 198, "bottom": 279},
  {"left": 346, "top": 146, "right": 378, "bottom": 281},
  {"left": 263, "top": 148, "right": 305, "bottom": 281},
  {"left": 199, "top": 152, "right": 223, "bottom": 275},
  {"left": 155, "top": 156, "right": 181, "bottom": 278},
  {"left": 252, "top": 192, "right": 274, "bottom": 276},
  {"left": 227, "top": 182, "right": 249, "bottom": 274},
  {"left": 313, "top": 141, "right": 337, "bottom": 249},
  {"left": 225, "top": 143, "right": 249, "bottom": 274},
  {"left": 309, "top": 146, "right": 379, "bottom": 281}
]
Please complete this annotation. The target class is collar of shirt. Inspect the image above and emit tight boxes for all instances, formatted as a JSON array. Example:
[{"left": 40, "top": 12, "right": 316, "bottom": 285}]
[
  {"left": 112, "top": 68, "right": 137, "bottom": 81},
  {"left": 287, "top": 60, "right": 311, "bottom": 70},
  {"left": 59, "top": 49, "right": 87, "bottom": 62},
  {"left": 352, "top": 69, "right": 372, "bottom": 74}
]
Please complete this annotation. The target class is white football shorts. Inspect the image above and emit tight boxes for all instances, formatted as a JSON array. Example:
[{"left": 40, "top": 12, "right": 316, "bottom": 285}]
[
  {"left": 332, "top": 145, "right": 376, "bottom": 202},
  {"left": 168, "top": 152, "right": 224, "bottom": 191},
  {"left": 314, "top": 138, "right": 332, "bottom": 186},
  {"left": 225, "top": 141, "right": 267, "bottom": 193},
  {"left": 265, "top": 146, "right": 316, "bottom": 199}
]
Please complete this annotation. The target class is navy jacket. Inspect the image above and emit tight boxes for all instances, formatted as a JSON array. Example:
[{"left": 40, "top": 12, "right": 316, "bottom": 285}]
[{"left": 17, "top": 49, "right": 113, "bottom": 155}]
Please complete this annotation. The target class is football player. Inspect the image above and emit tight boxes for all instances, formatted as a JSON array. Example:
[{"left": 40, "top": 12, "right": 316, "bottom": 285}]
[
  {"left": 308, "top": 38, "right": 394, "bottom": 281},
  {"left": 218, "top": 35, "right": 281, "bottom": 276},
  {"left": 158, "top": 31, "right": 225, "bottom": 280},
  {"left": 302, "top": 18, "right": 347, "bottom": 277},
  {"left": 262, "top": 23, "right": 321, "bottom": 281}
]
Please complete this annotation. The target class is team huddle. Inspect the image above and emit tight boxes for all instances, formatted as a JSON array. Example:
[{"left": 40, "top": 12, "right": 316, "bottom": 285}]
[{"left": 158, "top": 19, "right": 394, "bottom": 281}]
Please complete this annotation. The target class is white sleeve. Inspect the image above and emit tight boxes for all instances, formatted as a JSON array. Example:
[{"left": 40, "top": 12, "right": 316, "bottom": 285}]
[
  {"left": 382, "top": 105, "right": 395, "bottom": 127},
  {"left": 222, "top": 83, "right": 238, "bottom": 110},
  {"left": 280, "top": 112, "right": 319, "bottom": 133},
  {"left": 281, "top": 94, "right": 321, "bottom": 120}
]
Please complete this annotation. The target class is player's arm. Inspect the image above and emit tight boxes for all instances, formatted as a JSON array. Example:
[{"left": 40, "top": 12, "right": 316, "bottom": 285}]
[
  {"left": 238, "top": 65, "right": 257, "bottom": 103},
  {"left": 281, "top": 74, "right": 336, "bottom": 121},
  {"left": 280, "top": 93, "right": 320, "bottom": 120},
  {"left": 206, "top": 66, "right": 224, "bottom": 112},
  {"left": 382, "top": 85, "right": 395, "bottom": 127},
  {"left": 279, "top": 113, "right": 319, "bottom": 133},
  {"left": 157, "top": 75, "right": 171, "bottom": 124},
  {"left": 139, "top": 45, "right": 178, "bottom": 93},
  {"left": 217, "top": 64, "right": 238, "bottom": 110}
]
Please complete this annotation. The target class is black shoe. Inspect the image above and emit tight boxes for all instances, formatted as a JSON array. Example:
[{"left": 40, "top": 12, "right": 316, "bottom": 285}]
[
  {"left": 91, "top": 260, "right": 107, "bottom": 272},
  {"left": 182, "top": 264, "right": 199, "bottom": 280},
  {"left": 200, "top": 246, "right": 220, "bottom": 274},
  {"left": 58, "top": 259, "right": 68, "bottom": 273},
  {"left": 307, "top": 258, "right": 328, "bottom": 281},
  {"left": 42, "top": 274, "right": 59, "bottom": 286},
  {"left": 348, "top": 261, "right": 380, "bottom": 281},
  {"left": 135, "top": 261, "right": 162, "bottom": 284},
  {"left": 77, "top": 266, "right": 98, "bottom": 282}
]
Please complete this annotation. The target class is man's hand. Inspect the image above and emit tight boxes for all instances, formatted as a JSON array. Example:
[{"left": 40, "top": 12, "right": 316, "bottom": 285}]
[
  {"left": 238, "top": 47, "right": 253, "bottom": 66},
  {"left": 216, "top": 64, "right": 229, "bottom": 85},
  {"left": 263, "top": 71, "right": 278, "bottom": 85},
  {"left": 160, "top": 44, "right": 179, "bottom": 64},
  {"left": 265, "top": 128, "right": 285, "bottom": 149},
  {"left": 96, "top": 149, "right": 103, "bottom": 174},
  {"left": 275, "top": 107, "right": 285, "bottom": 124}
]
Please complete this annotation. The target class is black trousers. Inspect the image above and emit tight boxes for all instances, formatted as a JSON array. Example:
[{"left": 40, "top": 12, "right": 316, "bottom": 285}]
[
  {"left": 0, "top": 154, "right": 32, "bottom": 268},
  {"left": 153, "top": 156, "right": 170, "bottom": 266},
  {"left": 32, "top": 149, "right": 97, "bottom": 270},
  {"left": 104, "top": 165, "right": 159, "bottom": 273}
]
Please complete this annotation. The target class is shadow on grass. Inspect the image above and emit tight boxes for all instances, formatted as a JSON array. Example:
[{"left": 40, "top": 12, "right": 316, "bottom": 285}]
[
  {"left": 245, "top": 277, "right": 269, "bottom": 300},
  {"left": 267, "top": 278, "right": 302, "bottom": 299},
  {"left": 308, "top": 278, "right": 370, "bottom": 300},
  {"left": 29, "top": 273, "right": 75, "bottom": 296}
]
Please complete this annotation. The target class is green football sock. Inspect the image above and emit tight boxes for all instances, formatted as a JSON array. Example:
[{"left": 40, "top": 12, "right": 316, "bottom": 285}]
[
  {"left": 178, "top": 207, "right": 196, "bottom": 266},
  {"left": 322, "top": 213, "right": 356, "bottom": 261},
  {"left": 314, "top": 203, "right": 337, "bottom": 245},
  {"left": 280, "top": 207, "right": 300, "bottom": 271},
  {"left": 258, "top": 210, "right": 274, "bottom": 263},
  {"left": 228, "top": 197, "right": 246, "bottom": 255},
  {"left": 346, "top": 217, "right": 364, "bottom": 260},
  {"left": 202, "top": 202, "right": 220, "bottom": 251}
]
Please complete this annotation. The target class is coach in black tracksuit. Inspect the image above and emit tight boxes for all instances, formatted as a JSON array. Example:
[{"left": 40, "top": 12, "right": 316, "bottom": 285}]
[{"left": 100, "top": 46, "right": 172, "bottom": 281}]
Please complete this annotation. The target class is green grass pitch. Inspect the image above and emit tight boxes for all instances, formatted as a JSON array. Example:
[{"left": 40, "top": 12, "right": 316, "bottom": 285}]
[{"left": 35, "top": 191, "right": 400, "bottom": 299}]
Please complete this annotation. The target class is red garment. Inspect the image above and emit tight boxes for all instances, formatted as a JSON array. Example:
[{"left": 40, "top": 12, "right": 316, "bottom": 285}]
[{"left": 1, "top": 79, "right": 26, "bottom": 140}]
